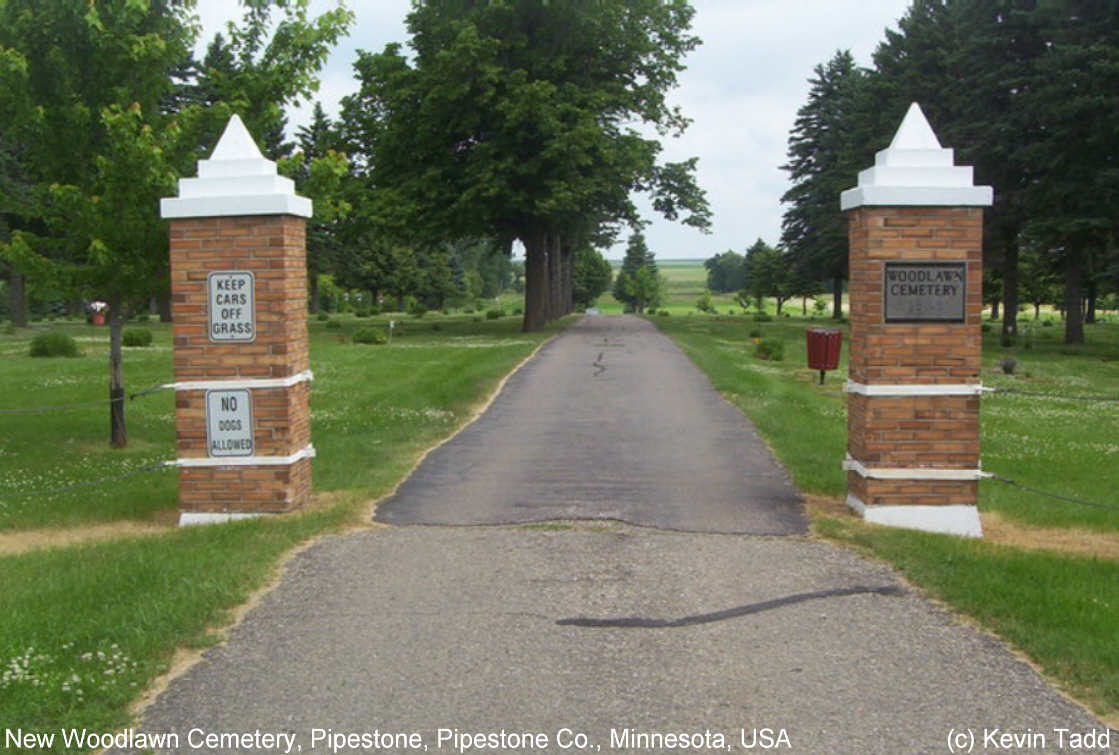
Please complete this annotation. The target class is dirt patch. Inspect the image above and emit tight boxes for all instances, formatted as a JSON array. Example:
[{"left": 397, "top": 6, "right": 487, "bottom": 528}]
[
  {"left": 802, "top": 494, "right": 856, "bottom": 521},
  {"left": 0, "top": 520, "right": 174, "bottom": 557},
  {"left": 981, "top": 511, "right": 1119, "bottom": 560}
]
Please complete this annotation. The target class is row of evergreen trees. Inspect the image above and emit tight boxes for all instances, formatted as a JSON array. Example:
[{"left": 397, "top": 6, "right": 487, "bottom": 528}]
[{"left": 780, "top": 0, "right": 1119, "bottom": 344}]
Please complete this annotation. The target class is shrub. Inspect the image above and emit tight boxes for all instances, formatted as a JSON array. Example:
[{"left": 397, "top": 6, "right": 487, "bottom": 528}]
[
  {"left": 29, "top": 331, "right": 81, "bottom": 358},
  {"left": 658, "top": 309, "right": 670, "bottom": 316},
  {"left": 352, "top": 327, "right": 387, "bottom": 345},
  {"left": 696, "top": 290, "right": 715, "bottom": 314},
  {"left": 325, "top": 318, "right": 342, "bottom": 330},
  {"left": 752, "top": 312, "right": 773, "bottom": 322},
  {"left": 999, "top": 356, "right": 1017, "bottom": 375},
  {"left": 432, "top": 322, "right": 443, "bottom": 331},
  {"left": 981, "top": 323, "right": 992, "bottom": 333},
  {"left": 753, "top": 337, "right": 784, "bottom": 361},
  {"left": 1041, "top": 320, "right": 1053, "bottom": 327},
  {"left": 748, "top": 328, "right": 762, "bottom": 338},
  {"left": 136, "top": 314, "right": 151, "bottom": 323},
  {"left": 513, "top": 308, "right": 523, "bottom": 315},
  {"left": 122, "top": 328, "right": 153, "bottom": 347},
  {"left": 463, "top": 308, "right": 475, "bottom": 315},
  {"left": 316, "top": 313, "right": 330, "bottom": 321},
  {"left": 354, "top": 309, "right": 371, "bottom": 318},
  {"left": 472, "top": 316, "right": 482, "bottom": 323},
  {"left": 485, "top": 308, "right": 504, "bottom": 320}
]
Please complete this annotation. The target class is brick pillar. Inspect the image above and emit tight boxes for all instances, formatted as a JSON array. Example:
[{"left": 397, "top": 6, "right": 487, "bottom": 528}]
[
  {"left": 840, "top": 103, "right": 992, "bottom": 537},
  {"left": 161, "top": 115, "right": 314, "bottom": 526}
]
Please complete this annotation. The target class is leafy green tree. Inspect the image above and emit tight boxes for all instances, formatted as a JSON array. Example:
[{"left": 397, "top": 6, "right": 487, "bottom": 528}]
[
  {"left": 279, "top": 103, "right": 351, "bottom": 313},
  {"left": 0, "top": 0, "right": 195, "bottom": 445},
  {"left": 342, "top": 0, "right": 710, "bottom": 331},
  {"left": 572, "top": 246, "right": 613, "bottom": 308},
  {"left": 623, "top": 266, "right": 664, "bottom": 315},
  {"left": 742, "top": 239, "right": 791, "bottom": 314},
  {"left": 703, "top": 250, "right": 746, "bottom": 293},
  {"left": 613, "top": 232, "right": 660, "bottom": 312}
]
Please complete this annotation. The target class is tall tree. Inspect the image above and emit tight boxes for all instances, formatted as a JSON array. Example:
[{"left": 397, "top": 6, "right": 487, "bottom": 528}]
[
  {"left": 1017, "top": 0, "right": 1119, "bottom": 344},
  {"left": 780, "top": 50, "right": 869, "bottom": 320},
  {"left": 613, "top": 232, "right": 657, "bottom": 312},
  {"left": 280, "top": 102, "right": 351, "bottom": 313},
  {"left": 572, "top": 246, "right": 613, "bottom": 309},
  {"left": 0, "top": 0, "right": 195, "bottom": 446},
  {"left": 343, "top": 0, "right": 710, "bottom": 332}
]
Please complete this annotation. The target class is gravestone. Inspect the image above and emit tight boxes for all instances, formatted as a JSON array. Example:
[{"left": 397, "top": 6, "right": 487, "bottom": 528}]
[
  {"left": 160, "top": 115, "right": 314, "bottom": 525},
  {"left": 840, "top": 103, "right": 992, "bottom": 537}
]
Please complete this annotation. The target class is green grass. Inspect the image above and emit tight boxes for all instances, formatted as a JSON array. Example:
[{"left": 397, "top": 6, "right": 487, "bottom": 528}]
[
  {"left": 0, "top": 313, "right": 562, "bottom": 530},
  {"left": 818, "top": 517, "right": 1119, "bottom": 717},
  {"left": 639, "top": 263, "right": 1119, "bottom": 720},
  {"left": 0, "top": 312, "right": 571, "bottom": 748},
  {"left": 648, "top": 312, "right": 1119, "bottom": 532},
  {"left": 0, "top": 507, "right": 349, "bottom": 738}
]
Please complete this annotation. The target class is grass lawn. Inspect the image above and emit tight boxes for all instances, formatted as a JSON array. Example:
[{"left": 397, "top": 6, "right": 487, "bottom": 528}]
[
  {"left": 641, "top": 279, "right": 1119, "bottom": 721},
  {"left": 0, "top": 310, "right": 570, "bottom": 745}
]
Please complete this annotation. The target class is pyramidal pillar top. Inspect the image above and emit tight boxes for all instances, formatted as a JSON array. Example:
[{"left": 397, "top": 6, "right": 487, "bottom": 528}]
[
  {"left": 840, "top": 103, "right": 992, "bottom": 211},
  {"left": 161, "top": 114, "right": 312, "bottom": 220}
]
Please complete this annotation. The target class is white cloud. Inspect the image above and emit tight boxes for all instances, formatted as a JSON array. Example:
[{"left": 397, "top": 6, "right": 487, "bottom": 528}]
[{"left": 193, "top": 0, "right": 913, "bottom": 260}]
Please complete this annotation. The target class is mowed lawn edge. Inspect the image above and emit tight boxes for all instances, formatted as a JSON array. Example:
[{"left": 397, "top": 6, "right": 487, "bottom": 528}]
[
  {"left": 0, "top": 314, "right": 574, "bottom": 749},
  {"left": 648, "top": 312, "right": 1119, "bottom": 725}
]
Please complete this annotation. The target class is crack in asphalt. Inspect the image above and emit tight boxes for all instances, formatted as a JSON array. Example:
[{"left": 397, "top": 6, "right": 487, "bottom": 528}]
[{"left": 555, "top": 585, "right": 905, "bottom": 628}]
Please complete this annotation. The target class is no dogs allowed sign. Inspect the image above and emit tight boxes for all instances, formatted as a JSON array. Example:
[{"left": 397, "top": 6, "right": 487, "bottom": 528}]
[
  {"left": 208, "top": 270, "right": 255, "bottom": 342},
  {"left": 206, "top": 389, "right": 254, "bottom": 457}
]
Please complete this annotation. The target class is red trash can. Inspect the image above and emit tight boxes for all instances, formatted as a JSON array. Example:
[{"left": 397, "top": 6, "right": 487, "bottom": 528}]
[{"left": 806, "top": 329, "right": 842, "bottom": 384}]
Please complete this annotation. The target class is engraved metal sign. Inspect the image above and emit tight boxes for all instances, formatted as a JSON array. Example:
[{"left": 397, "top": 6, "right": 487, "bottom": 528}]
[
  {"left": 883, "top": 262, "right": 966, "bottom": 323},
  {"left": 208, "top": 270, "right": 255, "bottom": 342},
  {"left": 205, "top": 389, "right": 254, "bottom": 457}
]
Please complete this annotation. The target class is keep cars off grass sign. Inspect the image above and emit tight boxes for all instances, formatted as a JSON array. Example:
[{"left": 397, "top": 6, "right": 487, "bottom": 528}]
[{"left": 208, "top": 271, "right": 255, "bottom": 342}]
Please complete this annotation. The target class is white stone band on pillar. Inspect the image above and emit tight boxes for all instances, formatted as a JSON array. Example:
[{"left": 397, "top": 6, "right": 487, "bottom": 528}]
[
  {"left": 168, "top": 444, "right": 316, "bottom": 469},
  {"left": 179, "top": 511, "right": 272, "bottom": 527},
  {"left": 844, "top": 380, "right": 984, "bottom": 396},
  {"left": 843, "top": 456, "right": 988, "bottom": 481},
  {"left": 847, "top": 493, "right": 983, "bottom": 538},
  {"left": 167, "top": 370, "right": 314, "bottom": 392}
]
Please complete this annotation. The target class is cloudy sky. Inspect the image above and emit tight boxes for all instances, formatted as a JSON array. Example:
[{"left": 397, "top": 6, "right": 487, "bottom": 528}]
[{"left": 196, "top": 0, "right": 915, "bottom": 260}]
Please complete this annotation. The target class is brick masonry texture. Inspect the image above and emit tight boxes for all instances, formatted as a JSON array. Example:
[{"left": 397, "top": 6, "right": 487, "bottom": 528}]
[
  {"left": 846, "top": 206, "right": 983, "bottom": 507},
  {"left": 169, "top": 215, "right": 311, "bottom": 513}
]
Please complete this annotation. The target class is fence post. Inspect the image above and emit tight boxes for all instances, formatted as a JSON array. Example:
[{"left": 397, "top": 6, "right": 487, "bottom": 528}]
[
  {"left": 160, "top": 115, "right": 314, "bottom": 526},
  {"left": 840, "top": 103, "right": 992, "bottom": 537}
]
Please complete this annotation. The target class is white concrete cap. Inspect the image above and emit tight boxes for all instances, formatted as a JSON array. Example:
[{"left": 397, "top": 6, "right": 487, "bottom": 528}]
[
  {"left": 161, "top": 114, "right": 312, "bottom": 219},
  {"left": 840, "top": 102, "right": 992, "bottom": 210}
]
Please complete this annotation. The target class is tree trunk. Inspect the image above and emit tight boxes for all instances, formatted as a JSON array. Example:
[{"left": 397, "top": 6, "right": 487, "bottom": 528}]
[
  {"left": 157, "top": 290, "right": 172, "bottom": 322},
  {"left": 832, "top": 278, "right": 843, "bottom": 320},
  {"left": 1063, "top": 258, "right": 1084, "bottom": 345},
  {"left": 522, "top": 233, "right": 550, "bottom": 332},
  {"left": 560, "top": 239, "right": 574, "bottom": 315},
  {"left": 802, "top": 296, "right": 808, "bottom": 316},
  {"left": 990, "top": 298, "right": 1000, "bottom": 320},
  {"left": 309, "top": 271, "right": 321, "bottom": 314},
  {"left": 1001, "top": 234, "right": 1019, "bottom": 341},
  {"left": 108, "top": 301, "right": 127, "bottom": 448},
  {"left": 9, "top": 272, "right": 27, "bottom": 327},
  {"left": 547, "top": 234, "right": 562, "bottom": 322},
  {"left": 1034, "top": 301, "right": 1041, "bottom": 320},
  {"left": 1085, "top": 279, "right": 1097, "bottom": 324}
]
